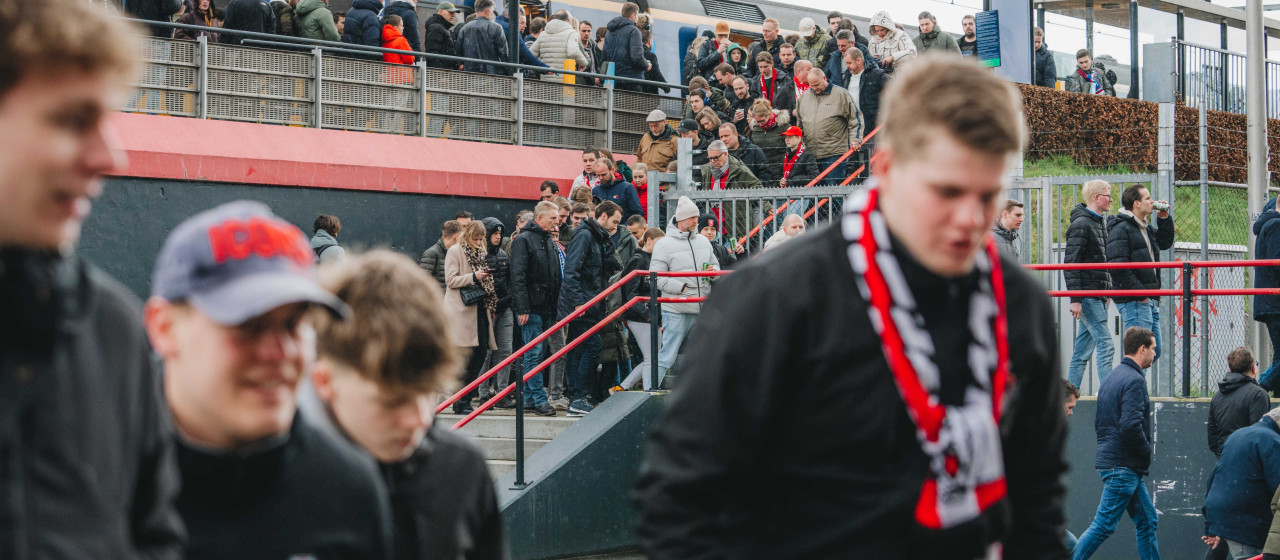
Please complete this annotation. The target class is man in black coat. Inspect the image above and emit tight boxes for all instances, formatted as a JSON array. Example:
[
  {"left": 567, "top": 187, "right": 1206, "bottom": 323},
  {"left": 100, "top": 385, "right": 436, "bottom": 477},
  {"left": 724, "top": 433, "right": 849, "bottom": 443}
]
[
  {"left": 842, "top": 47, "right": 888, "bottom": 136},
  {"left": 1066, "top": 180, "right": 1115, "bottom": 390},
  {"left": 718, "top": 122, "right": 772, "bottom": 186},
  {"left": 456, "top": 0, "right": 510, "bottom": 76},
  {"left": 749, "top": 52, "right": 796, "bottom": 116},
  {"left": 1209, "top": 346, "right": 1272, "bottom": 457},
  {"left": 221, "top": 0, "right": 276, "bottom": 45},
  {"left": 724, "top": 75, "right": 758, "bottom": 138},
  {"left": 602, "top": 2, "right": 649, "bottom": 92},
  {"left": 559, "top": 201, "right": 623, "bottom": 416},
  {"left": 1255, "top": 197, "right": 1280, "bottom": 394},
  {"left": 745, "top": 18, "right": 783, "bottom": 78},
  {"left": 423, "top": 2, "right": 462, "bottom": 68},
  {"left": 380, "top": 0, "right": 420, "bottom": 52},
  {"left": 1106, "top": 183, "right": 1174, "bottom": 364},
  {"left": 127, "top": 0, "right": 184, "bottom": 37},
  {"left": 509, "top": 202, "right": 563, "bottom": 416},
  {"left": 305, "top": 250, "right": 506, "bottom": 560},
  {"left": 1033, "top": 27, "right": 1058, "bottom": 88},
  {"left": 635, "top": 57, "right": 1067, "bottom": 560},
  {"left": 0, "top": 5, "right": 184, "bottom": 556}
]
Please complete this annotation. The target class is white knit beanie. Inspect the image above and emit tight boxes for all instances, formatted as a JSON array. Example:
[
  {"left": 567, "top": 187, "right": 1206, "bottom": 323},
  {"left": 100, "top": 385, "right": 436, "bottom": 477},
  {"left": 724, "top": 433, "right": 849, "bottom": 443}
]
[{"left": 675, "top": 196, "right": 700, "bottom": 222}]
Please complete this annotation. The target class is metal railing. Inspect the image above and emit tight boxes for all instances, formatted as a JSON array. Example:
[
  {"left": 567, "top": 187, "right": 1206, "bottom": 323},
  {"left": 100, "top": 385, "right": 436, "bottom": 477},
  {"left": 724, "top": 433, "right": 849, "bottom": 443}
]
[
  {"left": 123, "top": 20, "right": 684, "bottom": 153},
  {"left": 1174, "top": 39, "right": 1280, "bottom": 119}
]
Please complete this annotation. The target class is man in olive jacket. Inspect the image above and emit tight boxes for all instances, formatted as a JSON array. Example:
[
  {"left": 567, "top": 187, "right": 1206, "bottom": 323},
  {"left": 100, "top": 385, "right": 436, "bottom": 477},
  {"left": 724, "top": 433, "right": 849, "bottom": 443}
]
[
  {"left": 912, "top": 11, "right": 961, "bottom": 54},
  {"left": 700, "top": 140, "right": 765, "bottom": 244}
]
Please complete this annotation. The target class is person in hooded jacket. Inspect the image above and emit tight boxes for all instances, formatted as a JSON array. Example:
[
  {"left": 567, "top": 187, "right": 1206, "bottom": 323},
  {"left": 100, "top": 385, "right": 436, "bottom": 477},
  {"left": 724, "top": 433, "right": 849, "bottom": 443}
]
[
  {"left": 777, "top": 124, "right": 818, "bottom": 188},
  {"left": 380, "top": 0, "right": 420, "bottom": 52},
  {"left": 698, "top": 213, "right": 739, "bottom": 269},
  {"left": 481, "top": 218, "right": 517, "bottom": 407},
  {"left": 603, "top": 2, "right": 649, "bottom": 91},
  {"left": 1256, "top": 197, "right": 1280, "bottom": 394},
  {"left": 591, "top": 158, "right": 644, "bottom": 221},
  {"left": 1203, "top": 408, "right": 1280, "bottom": 559},
  {"left": 1106, "top": 183, "right": 1174, "bottom": 363},
  {"left": 560, "top": 202, "right": 625, "bottom": 416},
  {"left": 867, "top": 11, "right": 916, "bottom": 73},
  {"left": 423, "top": 2, "right": 461, "bottom": 69},
  {"left": 1033, "top": 27, "right": 1058, "bottom": 88},
  {"left": 295, "top": 0, "right": 339, "bottom": 41},
  {"left": 343, "top": 0, "right": 383, "bottom": 57},
  {"left": 648, "top": 197, "right": 720, "bottom": 388},
  {"left": 912, "top": 11, "right": 960, "bottom": 55},
  {"left": 220, "top": 0, "right": 276, "bottom": 45},
  {"left": 725, "top": 42, "right": 751, "bottom": 75},
  {"left": 1065, "top": 180, "right": 1115, "bottom": 390},
  {"left": 311, "top": 214, "right": 347, "bottom": 265},
  {"left": 176, "top": 0, "right": 221, "bottom": 41},
  {"left": 381, "top": 16, "right": 414, "bottom": 65},
  {"left": 1209, "top": 346, "right": 1271, "bottom": 458},
  {"left": 532, "top": 10, "right": 588, "bottom": 81}
]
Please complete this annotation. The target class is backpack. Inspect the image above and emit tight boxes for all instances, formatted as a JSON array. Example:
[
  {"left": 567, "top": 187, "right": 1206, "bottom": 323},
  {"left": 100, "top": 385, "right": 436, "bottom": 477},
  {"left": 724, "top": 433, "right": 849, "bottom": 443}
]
[{"left": 314, "top": 243, "right": 336, "bottom": 264}]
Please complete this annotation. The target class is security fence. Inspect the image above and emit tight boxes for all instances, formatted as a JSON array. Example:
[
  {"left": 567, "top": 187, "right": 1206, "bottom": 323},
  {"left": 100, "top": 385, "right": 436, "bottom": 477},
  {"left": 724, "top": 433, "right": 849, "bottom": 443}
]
[
  {"left": 123, "top": 34, "right": 679, "bottom": 153},
  {"left": 1174, "top": 39, "right": 1280, "bottom": 119}
]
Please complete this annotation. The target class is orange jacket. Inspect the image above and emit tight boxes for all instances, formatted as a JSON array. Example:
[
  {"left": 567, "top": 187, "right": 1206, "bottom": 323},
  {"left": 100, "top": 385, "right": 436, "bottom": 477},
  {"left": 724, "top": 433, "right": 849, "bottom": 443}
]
[{"left": 382, "top": 24, "right": 414, "bottom": 65}]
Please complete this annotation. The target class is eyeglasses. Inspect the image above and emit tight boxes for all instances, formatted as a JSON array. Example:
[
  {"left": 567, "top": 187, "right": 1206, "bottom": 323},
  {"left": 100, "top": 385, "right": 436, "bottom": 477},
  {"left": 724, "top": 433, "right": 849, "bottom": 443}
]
[{"left": 709, "top": 152, "right": 728, "bottom": 161}]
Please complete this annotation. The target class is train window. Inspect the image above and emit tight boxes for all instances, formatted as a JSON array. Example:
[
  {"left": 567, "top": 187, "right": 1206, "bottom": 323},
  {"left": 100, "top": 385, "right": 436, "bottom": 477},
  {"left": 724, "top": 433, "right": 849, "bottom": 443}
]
[{"left": 700, "top": 0, "right": 764, "bottom": 25}]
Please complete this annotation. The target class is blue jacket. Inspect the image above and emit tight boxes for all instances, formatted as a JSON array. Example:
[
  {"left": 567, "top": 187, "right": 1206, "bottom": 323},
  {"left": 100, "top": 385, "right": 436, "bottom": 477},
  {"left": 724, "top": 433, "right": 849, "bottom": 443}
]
[
  {"left": 1204, "top": 416, "right": 1280, "bottom": 548},
  {"left": 379, "top": 0, "right": 420, "bottom": 52},
  {"left": 343, "top": 0, "right": 383, "bottom": 53},
  {"left": 592, "top": 176, "right": 643, "bottom": 221},
  {"left": 1255, "top": 197, "right": 1280, "bottom": 319},
  {"left": 495, "top": 15, "right": 549, "bottom": 69},
  {"left": 1095, "top": 356, "right": 1153, "bottom": 474},
  {"left": 456, "top": 17, "right": 509, "bottom": 75},
  {"left": 603, "top": 16, "right": 646, "bottom": 79}
]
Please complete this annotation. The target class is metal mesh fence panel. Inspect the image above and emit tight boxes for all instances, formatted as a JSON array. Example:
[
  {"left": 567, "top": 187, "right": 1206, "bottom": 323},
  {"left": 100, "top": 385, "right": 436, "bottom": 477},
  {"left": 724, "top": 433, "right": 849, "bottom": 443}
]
[{"left": 125, "top": 38, "right": 199, "bottom": 117}]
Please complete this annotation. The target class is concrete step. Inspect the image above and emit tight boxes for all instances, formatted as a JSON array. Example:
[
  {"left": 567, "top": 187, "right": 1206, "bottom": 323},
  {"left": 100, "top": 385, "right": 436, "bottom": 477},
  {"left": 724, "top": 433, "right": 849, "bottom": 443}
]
[
  {"left": 472, "top": 436, "right": 551, "bottom": 462},
  {"left": 440, "top": 412, "right": 578, "bottom": 441},
  {"left": 488, "top": 459, "right": 515, "bottom": 479}
]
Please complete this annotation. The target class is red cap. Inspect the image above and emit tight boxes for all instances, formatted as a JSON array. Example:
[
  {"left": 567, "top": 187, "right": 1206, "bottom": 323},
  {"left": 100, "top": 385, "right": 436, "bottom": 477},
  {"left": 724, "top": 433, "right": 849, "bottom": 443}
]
[{"left": 780, "top": 125, "right": 803, "bottom": 137}]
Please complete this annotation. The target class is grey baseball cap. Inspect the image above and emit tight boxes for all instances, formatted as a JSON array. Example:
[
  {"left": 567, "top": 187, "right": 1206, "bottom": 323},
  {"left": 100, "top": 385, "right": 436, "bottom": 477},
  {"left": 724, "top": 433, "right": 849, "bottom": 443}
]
[{"left": 150, "top": 200, "right": 348, "bottom": 325}]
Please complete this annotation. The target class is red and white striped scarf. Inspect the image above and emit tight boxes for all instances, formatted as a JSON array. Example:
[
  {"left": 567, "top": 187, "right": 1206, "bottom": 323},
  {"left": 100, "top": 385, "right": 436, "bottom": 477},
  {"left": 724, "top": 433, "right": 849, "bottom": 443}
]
[{"left": 842, "top": 186, "right": 1010, "bottom": 557}]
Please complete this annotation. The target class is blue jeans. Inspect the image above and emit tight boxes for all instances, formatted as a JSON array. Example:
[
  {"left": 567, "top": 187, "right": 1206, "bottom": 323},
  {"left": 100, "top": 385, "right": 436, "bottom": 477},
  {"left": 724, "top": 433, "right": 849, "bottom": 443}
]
[
  {"left": 1117, "top": 299, "right": 1161, "bottom": 363},
  {"left": 1260, "top": 318, "right": 1280, "bottom": 392},
  {"left": 565, "top": 321, "right": 601, "bottom": 402},
  {"left": 815, "top": 155, "right": 846, "bottom": 186},
  {"left": 1069, "top": 298, "right": 1116, "bottom": 389},
  {"left": 519, "top": 313, "right": 552, "bottom": 408},
  {"left": 1073, "top": 467, "right": 1160, "bottom": 560},
  {"left": 657, "top": 311, "right": 697, "bottom": 374}
]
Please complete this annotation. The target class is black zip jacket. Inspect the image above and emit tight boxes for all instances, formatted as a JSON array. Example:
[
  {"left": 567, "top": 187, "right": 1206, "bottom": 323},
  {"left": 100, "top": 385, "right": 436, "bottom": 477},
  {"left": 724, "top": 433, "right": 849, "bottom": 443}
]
[
  {"left": 1208, "top": 372, "right": 1271, "bottom": 457},
  {"left": 510, "top": 221, "right": 562, "bottom": 317},
  {"left": 635, "top": 226, "right": 1067, "bottom": 559},
  {"left": 176, "top": 414, "right": 393, "bottom": 559},
  {"left": 1105, "top": 211, "right": 1175, "bottom": 303},
  {"left": 622, "top": 250, "right": 656, "bottom": 323},
  {"left": 559, "top": 218, "right": 620, "bottom": 322},
  {"left": 0, "top": 251, "right": 184, "bottom": 559},
  {"left": 1063, "top": 204, "right": 1111, "bottom": 303},
  {"left": 483, "top": 218, "right": 513, "bottom": 313},
  {"left": 423, "top": 13, "right": 457, "bottom": 68}
]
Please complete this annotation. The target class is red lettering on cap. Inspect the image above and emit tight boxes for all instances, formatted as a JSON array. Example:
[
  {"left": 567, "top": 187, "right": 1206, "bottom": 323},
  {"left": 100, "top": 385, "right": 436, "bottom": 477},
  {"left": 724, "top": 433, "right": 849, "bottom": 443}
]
[{"left": 208, "top": 218, "right": 312, "bottom": 266}]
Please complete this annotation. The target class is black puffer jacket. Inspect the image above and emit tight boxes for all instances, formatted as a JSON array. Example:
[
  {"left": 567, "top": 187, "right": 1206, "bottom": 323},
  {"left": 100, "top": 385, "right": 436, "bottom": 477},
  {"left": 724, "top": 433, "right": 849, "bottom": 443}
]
[
  {"left": 510, "top": 220, "right": 562, "bottom": 317},
  {"left": 1208, "top": 372, "right": 1272, "bottom": 457},
  {"left": 622, "top": 250, "right": 657, "bottom": 323},
  {"left": 1064, "top": 203, "right": 1111, "bottom": 303},
  {"left": 423, "top": 13, "right": 457, "bottom": 68},
  {"left": 220, "top": 0, "right": 275, "bottom": 45},
  {"left": 380, "top": 0, "right": 420, "bottom": 52},
  {"left": 1033, "top": 43, "right": 1057, "bottom": 88},
  {"left": 603, "top": 16, "right": 646, "bottom": 79},
  {"left": 559, "top": 218, "right": 621, "bottom": 322},
  {"left": 343, "top": 0, "right": 383, "bottom": 53},
  {"left": 483, "top": 218, "right": 512, "bottom": 313},
  {"left": 1254, "top": 197, "right": 1280, "bottom": 319},
  {"left": 1105, "top": 210, "right": 1175, "bottom": 303}
]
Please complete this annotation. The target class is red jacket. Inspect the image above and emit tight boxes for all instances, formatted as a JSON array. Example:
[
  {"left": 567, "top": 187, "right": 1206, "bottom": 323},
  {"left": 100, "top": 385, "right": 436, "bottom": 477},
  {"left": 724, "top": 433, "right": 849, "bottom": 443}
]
[{"left": 382, "top": 24, "right": 414, "bottom": 65}]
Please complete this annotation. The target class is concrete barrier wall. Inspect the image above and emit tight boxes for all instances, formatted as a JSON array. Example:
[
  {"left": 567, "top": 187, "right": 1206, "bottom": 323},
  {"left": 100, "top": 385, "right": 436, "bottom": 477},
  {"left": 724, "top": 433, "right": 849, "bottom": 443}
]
[{"left": 82, "top": 177, "right": 533, "bottom": 297}]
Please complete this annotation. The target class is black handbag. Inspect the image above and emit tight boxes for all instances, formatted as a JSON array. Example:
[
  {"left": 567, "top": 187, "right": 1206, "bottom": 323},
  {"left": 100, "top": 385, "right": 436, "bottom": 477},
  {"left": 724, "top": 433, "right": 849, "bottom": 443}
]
[{"left": 460, "top": 282, "right": 487, "bottom": 307}]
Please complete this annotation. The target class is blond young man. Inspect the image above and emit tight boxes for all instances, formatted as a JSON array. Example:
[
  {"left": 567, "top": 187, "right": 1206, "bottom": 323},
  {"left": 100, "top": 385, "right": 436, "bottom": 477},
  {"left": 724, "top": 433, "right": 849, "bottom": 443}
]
[
  {"left": 306, "top": 250, "right": 506, "bottom": 560},
  {"left": 0, "top": 1, "right": 184, "bottom": 557},
  {"left": 636, "top": 55, "right": 1067, "bottom": 558}
]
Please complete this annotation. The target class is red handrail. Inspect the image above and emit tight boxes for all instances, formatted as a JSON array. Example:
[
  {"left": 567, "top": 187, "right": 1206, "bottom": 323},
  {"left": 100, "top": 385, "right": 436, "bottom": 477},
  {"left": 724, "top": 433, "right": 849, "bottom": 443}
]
[
  {"left": 1045, "top": 288, "right": 1280, "bottom": 298},
  {"left": 439, "top": 270, "right": 729, "bottom": 415},
  {"left": 735, "top": 126, "right": 882, "bottom": 247},
  {"left": 1027, "top": 259, "right": 1280, "bottom": 271}
]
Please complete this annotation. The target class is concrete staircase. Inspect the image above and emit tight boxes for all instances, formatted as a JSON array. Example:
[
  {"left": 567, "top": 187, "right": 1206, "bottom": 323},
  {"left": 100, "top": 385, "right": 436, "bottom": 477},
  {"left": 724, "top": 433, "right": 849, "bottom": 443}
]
[{"left": 440, "top": 409, "right": 580, "bottom": 479}]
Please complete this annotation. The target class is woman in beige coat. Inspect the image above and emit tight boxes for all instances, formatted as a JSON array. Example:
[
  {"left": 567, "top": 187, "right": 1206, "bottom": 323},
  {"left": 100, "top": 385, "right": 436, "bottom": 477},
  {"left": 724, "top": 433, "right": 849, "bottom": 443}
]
[{"left": 444, "top": 221, "right": 499, "bottom": 414}]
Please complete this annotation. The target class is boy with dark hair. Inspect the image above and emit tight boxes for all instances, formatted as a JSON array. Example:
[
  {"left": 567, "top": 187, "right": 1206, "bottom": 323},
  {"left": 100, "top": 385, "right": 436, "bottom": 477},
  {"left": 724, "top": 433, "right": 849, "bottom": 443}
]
[
  {"left": 540, "top": 179, "right": 560, "bottom": 201},
  {"left": 307, "top": 250, "right": 506, "bottom": 560},
  {"left": 421, "top": 220, "right": 463, "bottom": 286},
  {"left": 312, "top": 214, "right": 347, "bottom": 264}
]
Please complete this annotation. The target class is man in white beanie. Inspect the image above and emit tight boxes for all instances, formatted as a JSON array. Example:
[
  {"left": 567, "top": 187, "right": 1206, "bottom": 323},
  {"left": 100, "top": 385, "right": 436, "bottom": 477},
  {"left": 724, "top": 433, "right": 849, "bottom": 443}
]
[{"left": 648, "top": 196, "right": 720, "bottom": 387}]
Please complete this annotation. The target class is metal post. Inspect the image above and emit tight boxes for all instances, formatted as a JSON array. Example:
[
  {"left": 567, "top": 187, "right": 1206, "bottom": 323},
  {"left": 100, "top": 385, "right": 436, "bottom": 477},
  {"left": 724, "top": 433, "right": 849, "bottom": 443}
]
[
  {"left": 513, "top": 355, "right": 527, "bottom": 489},
  {"left": 1249, "top": 0, "right": 1270, "bottom": 353},
  {"left": 1036, "top": 3, "right": 1045, "bottom": 32},
  {"left": 1158, "top": 102, "right": 1177, "bottom": 396},
  {"left": 649, "top": 271, "right": 660, "bottom": 391},
  {"left": 1130, "top": 0, "right": 1140, "bottom": 98},
  {"left": 605, "top": 81, "right": 615, "bottom": 152},
  {"left": 1223, "top": 21, "right": 1231, "bottom": 112},
  {"left": 418, "top": 59, "right": 428, "bottom": 137},
  {"left": 676, "top": 137, "right": 694, "bottom": 192},
  {"left": 197, "top": 36, "right": 208, "bottom": 119},
  {"left": 508, "top": 0, "right": 521, "bottom": 65},
  {"left": 312, "top": 46, "right": 323, "bottom": 129},
  {"left": 514, "top": 70, "right": 524, "bottom": 145},
  {"left": 1200, "top": 106, "right": 1211, "bottom": 397},
  {"left": 1085, "top": 0, "right": 1095, "bottom": 54},
  {"left": 1183, "top": 262, "right": 1193, "bottom": 397}
]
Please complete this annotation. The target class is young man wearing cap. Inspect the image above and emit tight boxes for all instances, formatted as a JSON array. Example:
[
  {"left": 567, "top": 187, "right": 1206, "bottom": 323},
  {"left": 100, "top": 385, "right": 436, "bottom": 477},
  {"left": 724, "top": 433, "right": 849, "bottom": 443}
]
[
  {"left": 638, "top": 109, "right": 678, "bottom": 174},
  {"left": 144, "top": 201, "right": 393, "bottom": 559},
  {"left": 697, "top": 20, "right": 734, "bottom": 81},
  {"left": 795, "top": 17, "right": 831, "bottom": 71},
  {"left": 0, "top": 1, "right": 184, "bottom": 557},
  {"left": 305, "top": 250, "right": 507, "bottom": 560},
  {"left": 637, "top": 56, "right": 1066, "bottom": 559},
  {"left": 777, "top": 125, "right": 819, "bottom": 188},
  {"left": 678, "top": 119, "right": 711, "bottom": 167},
  {"left": 649, "top": 196, "right": 720, "bottom": 387}
]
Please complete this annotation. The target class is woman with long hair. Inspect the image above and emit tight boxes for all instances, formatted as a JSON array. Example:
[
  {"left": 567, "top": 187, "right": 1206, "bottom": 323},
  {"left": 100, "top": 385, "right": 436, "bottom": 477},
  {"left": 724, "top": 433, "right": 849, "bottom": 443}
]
[{"left": 444, "top": 221, "right": 498, "bottom": 414}]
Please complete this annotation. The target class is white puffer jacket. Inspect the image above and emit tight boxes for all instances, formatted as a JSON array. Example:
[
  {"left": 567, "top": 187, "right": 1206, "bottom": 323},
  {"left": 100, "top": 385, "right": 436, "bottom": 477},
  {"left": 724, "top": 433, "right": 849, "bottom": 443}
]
[
  {"left": 651, "top": 221, "right": 720, "bottom": 314},
  {"left": 867, "top": 11, "right": 916, "bottom": 71},
  {"left": 531, "top": 18, "right": 588, "bottom": 80}
]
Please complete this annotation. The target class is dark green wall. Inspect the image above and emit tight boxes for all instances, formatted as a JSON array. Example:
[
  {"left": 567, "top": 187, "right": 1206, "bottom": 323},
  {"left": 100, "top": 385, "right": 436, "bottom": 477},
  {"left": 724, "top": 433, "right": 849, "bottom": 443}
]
[{"left": 81, "top": 178, "right": 535, "bottom": 298}]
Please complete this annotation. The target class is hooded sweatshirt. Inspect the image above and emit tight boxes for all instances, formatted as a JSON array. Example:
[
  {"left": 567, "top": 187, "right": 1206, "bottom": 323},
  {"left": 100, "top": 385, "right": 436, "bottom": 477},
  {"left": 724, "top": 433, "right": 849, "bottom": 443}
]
[
  {"left": 482, "top": 217, "right": 512, "bottom": 313},
  {"left": 295, "top": 0, "right": 340, "bottom": 42},
  {"left": 867, "top": 11, "right": 916, "bottom": 72},
  {"left": 650, "top": 220, "right": 719, "bottom": 314},
  {"left": 311, "top": 229, "right": 346, "bottom": 265}
]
